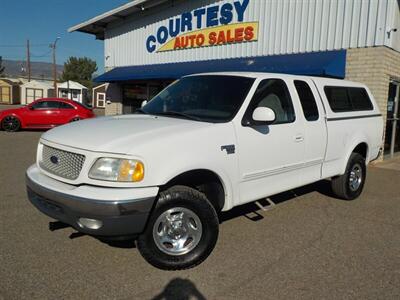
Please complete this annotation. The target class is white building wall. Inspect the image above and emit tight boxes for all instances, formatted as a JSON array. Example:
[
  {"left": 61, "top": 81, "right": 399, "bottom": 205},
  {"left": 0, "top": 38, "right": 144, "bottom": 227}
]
[
  {"left": 20, "top": 81, "right": 52, "bottom": 105},
  {"left": 388, "top": 0, "right": 400, "bottom": 51},
  {"left": 104, "top": 0, "right": 400, "bottom": 68}
]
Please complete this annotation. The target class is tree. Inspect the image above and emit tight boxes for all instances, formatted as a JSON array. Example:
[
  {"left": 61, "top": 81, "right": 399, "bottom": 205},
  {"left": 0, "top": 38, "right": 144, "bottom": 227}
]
[
  {"left": 0, "top": 56, "right": 5, "bottom": 77},
  {"left": 60, "top": 56, "right": 97, "bottom": 90}
]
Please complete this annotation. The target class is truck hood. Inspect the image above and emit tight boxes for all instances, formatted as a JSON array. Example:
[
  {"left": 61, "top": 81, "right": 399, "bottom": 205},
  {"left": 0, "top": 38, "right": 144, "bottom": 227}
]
[{"left": 41, "top": 114, "right": 212, "bottom": 154}]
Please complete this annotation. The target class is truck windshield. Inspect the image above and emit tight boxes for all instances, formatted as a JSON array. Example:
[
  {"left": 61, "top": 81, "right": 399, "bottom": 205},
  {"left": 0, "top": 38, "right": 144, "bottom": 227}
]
[{"left": 141, "top": 75, "right": 255, "bottom": 123}]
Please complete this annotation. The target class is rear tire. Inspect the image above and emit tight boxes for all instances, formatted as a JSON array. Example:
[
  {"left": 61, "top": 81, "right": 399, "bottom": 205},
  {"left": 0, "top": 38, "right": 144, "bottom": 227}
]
[
  {"left": 137, "top": 185, "right": 219, "bottom": 270},
  {"left": 331, "top": 153, "right": 366, "bottom": 200},
  {"left": 1, "top": 115, "right": 21, "bottom": 132}
]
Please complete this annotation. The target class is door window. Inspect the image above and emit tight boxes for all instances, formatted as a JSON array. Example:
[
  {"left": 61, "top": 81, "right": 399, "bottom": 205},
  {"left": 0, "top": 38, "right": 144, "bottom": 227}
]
[
  {"left": 59, "top": 102, "right": 74, "bottom": 109},
  {"left": 31, "top": 101, "right": 58, "bottom": 109},
  {"left": 245, "top": 79, "right": 295, "bottom": 125},
  {"left": 294, "top": 80, "right": 319, "bottom": 121}
]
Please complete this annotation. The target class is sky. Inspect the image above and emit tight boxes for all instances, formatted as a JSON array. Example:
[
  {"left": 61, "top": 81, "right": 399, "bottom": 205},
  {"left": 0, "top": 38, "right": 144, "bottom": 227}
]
[{"left": 0, "top": 0, "right": 130, "bottom": 74}]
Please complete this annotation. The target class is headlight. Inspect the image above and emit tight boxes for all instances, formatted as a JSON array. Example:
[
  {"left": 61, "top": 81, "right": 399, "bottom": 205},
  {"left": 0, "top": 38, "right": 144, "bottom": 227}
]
[{"left": 89, "top": 158, "right": 144, "bottom": 182}]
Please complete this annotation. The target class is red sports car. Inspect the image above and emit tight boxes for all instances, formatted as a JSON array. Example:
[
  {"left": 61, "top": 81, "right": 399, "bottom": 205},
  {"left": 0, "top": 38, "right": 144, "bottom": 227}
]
[{"left": 0, "top": 98, "right": 95, "bottom": 132}]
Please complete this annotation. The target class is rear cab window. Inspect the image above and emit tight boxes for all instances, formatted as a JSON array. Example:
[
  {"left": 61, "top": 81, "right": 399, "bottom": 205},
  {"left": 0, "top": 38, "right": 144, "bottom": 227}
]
[
  {"left": 324, "top": 86, "right": 373, "bottom": 112},
  {"left": 294, "top": 80, "right": 319, "bottom": 121}
]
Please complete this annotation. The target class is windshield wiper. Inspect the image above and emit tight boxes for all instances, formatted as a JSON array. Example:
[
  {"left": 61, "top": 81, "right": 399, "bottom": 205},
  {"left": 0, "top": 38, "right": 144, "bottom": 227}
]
[{"left": 155, "top": 111, "right": 203, "bottom": 122}]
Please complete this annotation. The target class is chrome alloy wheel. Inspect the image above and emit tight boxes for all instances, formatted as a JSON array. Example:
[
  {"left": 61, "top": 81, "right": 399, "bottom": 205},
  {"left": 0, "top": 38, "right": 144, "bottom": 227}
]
[
  {"left": 349, "top": 163, "right": 363, "bottom": 191},
  {"left": 152, "top": 207, "right": 203, "bottom": 256}
]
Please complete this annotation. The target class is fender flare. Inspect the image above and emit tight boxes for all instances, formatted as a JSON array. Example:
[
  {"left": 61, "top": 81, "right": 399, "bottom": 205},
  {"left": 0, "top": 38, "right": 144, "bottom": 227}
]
[
  {"left": 160, "top": 166, "right": 235, "bottom": 211},
  {"left": 340, "top": 138, "right": 369, "bottom": 175}
]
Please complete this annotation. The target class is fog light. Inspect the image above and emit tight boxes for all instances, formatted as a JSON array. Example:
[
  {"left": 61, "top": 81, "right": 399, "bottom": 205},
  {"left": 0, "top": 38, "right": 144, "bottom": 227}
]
[{"left": 78, "top": 218, "right": 103, "bottom": 230}]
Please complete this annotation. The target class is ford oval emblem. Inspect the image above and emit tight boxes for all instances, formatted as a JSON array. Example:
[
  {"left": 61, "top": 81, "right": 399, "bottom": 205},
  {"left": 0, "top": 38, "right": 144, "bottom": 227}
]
[{"left": 50, "top": 155, "right": 59, "bottom": 164}]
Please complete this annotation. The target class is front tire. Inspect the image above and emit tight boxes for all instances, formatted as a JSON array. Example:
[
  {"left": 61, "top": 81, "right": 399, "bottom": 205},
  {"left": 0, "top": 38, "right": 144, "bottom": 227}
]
[
  {"left": 1, "top": 115, "right": 21, "bottom": 132},
  {"left": 137, "top": 185, "right": 219, "bottom": 270},
  {"left": 70, "top": 117, "right": 81, "bottom": 122},
  {"left": 331, "top": 153, "right": 366, "bottom": 200}
]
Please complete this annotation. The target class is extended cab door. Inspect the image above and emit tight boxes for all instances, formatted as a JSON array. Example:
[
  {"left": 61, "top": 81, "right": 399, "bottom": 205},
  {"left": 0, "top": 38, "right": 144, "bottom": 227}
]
[
  {"left": 234, "top": 78, "right": 305, "bottom": 204},
  {"left": 292, "top": 79, "right": 328, "bottom": 185}
]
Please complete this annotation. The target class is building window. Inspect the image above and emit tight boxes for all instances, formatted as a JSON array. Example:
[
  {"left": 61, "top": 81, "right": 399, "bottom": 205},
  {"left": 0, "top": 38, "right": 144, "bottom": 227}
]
[
  {"left": 0, "top": 86, "right": 11, "bottom": 102},
  {"left": 97, "top": 92, "right": 106, "bottom": 108},
  {"left": 294, "top": 80, "right": 319, "bottom": 121},
  {"left": 60, "top": 89, "right": 68, "bottom": 98},
  {"left": 71, "top": 90, "right": 79, "bottom": 99},
  {"left": 26, "top": 88, "right": 43, "bottom": 104}
]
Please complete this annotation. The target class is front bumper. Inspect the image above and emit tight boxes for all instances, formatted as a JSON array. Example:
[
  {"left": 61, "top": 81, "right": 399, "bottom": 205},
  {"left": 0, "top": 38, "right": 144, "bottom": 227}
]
[{"left": 26, "top": 164, "right": 158, "bottom": 237}]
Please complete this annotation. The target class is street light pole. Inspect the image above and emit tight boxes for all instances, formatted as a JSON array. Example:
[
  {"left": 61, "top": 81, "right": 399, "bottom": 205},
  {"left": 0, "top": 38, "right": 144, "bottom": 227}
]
[
  {"left": 26, "top": 39, "right": 31, "bottom": 82},
  {"left": 50, "top": 37, "right": 60, "bottom": 96}
]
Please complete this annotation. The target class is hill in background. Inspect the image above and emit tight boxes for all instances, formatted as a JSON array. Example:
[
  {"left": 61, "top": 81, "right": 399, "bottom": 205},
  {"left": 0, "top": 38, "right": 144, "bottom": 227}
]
[{"left": 2, "top": 59, "right": 63, "bottom": 80}]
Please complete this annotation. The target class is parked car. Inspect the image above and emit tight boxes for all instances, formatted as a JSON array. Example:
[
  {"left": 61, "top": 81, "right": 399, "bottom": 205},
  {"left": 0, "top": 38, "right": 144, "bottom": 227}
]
[
  {"left": 0, "top": 98, "right": 95, "bottom": 132},
  {"left": 26, "top": 73, "right": 383, "bottom": 270}
]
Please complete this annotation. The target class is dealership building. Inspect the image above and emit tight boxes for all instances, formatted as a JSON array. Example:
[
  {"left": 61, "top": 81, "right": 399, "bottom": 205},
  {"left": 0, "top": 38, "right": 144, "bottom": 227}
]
[{"left": 69, "top": 0, "right": 400, "bottom": 158}]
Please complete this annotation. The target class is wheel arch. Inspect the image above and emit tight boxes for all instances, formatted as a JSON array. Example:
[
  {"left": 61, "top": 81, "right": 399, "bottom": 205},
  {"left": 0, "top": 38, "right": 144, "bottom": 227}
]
[
  {"left": 341, "top": 140, "right": 369, "bottom": 174},
  {"left": 1, "top": 113, "right": 24, "bottom": 129},
  {"left": 352, "top": 142, "right": 368, "bottom": 160},
  {"left": 159, "top": 168, "right": 231, "bottom": 212},
  {"left": 69, "top": 116, "right": 82, "bottom": 122}
]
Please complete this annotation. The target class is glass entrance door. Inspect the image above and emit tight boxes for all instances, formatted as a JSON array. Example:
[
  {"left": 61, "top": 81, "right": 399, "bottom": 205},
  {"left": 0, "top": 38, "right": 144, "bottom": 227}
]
[
  {"left": 122, "top": 82, "right": 169, "bottom": 114},
  {"left": 384, "top": 81, "right": 400, "bottom": 158},
  {"left": 122, "top": 84, "right": 147, "bottom": 114}
]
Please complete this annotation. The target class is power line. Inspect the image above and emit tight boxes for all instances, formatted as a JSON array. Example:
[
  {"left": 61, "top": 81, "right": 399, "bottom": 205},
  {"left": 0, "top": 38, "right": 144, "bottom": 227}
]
[
  {"left": 30, "top": 49, "right": 52, "bottom": 58},
  {"left": 0, "top": 44, "right": 25, "bottom": 47},
  {"left": 0, "top": 43, "right": 49, "bottom": 48}
]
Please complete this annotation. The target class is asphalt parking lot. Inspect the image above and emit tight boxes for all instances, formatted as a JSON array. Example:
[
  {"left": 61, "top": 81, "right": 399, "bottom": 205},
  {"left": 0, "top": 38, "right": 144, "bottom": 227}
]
[{"left": 1, "top": 129, "right": 399, "bottom": 299}]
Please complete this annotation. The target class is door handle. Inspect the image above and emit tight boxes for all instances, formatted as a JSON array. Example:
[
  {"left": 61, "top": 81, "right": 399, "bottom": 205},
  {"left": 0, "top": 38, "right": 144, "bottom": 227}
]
[{"left": 294, "top": 135, "right": 304, "bottom": 142}]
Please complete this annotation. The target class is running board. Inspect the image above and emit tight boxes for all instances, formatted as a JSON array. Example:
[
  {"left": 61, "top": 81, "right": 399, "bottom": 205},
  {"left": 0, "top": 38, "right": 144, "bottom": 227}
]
[{"left": 255, "top": 198, "right": 276, "bottom": 211}]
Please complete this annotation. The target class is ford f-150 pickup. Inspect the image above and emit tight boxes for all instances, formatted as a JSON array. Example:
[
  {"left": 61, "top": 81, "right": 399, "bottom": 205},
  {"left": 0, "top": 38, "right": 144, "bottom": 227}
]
[{"left": 26, "top": 72, "right": 383, "bottom": 270}]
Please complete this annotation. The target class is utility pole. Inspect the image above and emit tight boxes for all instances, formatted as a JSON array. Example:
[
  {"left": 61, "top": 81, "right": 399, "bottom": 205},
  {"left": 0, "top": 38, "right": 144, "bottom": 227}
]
[
  {"left": 50, "top": 37, "right": 60, "bottom": 96},
  {"left": 26, "top": 39, "right": 31, "bottom": 82}
]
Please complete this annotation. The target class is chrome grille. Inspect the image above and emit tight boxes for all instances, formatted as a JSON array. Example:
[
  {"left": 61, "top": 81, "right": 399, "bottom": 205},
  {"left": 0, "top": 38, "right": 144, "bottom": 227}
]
[{"left": 39, "top": 145, "right": 85, "bottom": 180}]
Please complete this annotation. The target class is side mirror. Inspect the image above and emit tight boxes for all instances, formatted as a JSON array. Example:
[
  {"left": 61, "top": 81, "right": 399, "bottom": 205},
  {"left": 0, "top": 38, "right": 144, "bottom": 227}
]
[
  {"left": 141, "top": 100, "right": 148, "bottom": 108},
  {"left": 28, "top": 106, "right": 34, "bottom": 110},
  {"left": 251, "top": 107, "right": 275, "bottom": 125}
]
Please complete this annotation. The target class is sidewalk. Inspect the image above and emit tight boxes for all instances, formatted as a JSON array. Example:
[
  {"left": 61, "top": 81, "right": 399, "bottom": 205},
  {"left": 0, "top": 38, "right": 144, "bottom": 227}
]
[{"left": 372, "top": 156, "right": 400, "bottom": 171}]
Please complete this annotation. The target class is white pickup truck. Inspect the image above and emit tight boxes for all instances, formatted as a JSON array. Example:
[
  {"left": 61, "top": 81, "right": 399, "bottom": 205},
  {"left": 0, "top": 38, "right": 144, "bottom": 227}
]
[{"left": 26, "top": 72, "right": 383, "bottom": 270}]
